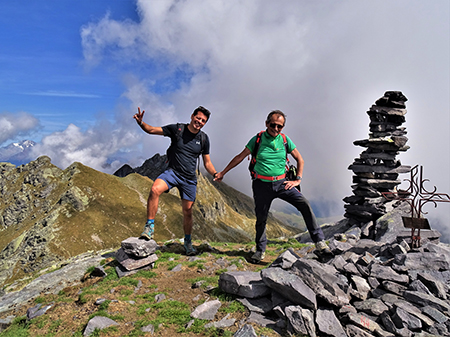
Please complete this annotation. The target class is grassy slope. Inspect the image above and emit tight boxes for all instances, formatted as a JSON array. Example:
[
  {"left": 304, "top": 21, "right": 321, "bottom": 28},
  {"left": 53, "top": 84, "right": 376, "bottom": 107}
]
[{"left": 0, "top": 239, "right": 315, "bottom": 337}]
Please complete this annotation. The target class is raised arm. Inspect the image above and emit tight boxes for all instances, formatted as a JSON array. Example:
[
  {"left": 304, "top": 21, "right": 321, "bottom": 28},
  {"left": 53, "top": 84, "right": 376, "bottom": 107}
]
[
  {"left": 133, "top": 107, "right": 164, "bottom": 135},
  {"left": 214, "top": 147, "right": 251, "bottom": 181}
]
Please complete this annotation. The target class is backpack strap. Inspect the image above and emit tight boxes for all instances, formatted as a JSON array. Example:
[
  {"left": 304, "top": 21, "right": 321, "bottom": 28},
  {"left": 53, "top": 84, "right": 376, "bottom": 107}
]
[
  {"left": 176, "top": 123, "right": 184, "bottom": 140},
  {"left": 281, "top": 133, "right": 291, "bottom": 170},
  {"left": 197, "top": 130, "right": 206, "bottom": 175},
  {"left": 248, "top": 131, "right": 264, "bottom": 179}
]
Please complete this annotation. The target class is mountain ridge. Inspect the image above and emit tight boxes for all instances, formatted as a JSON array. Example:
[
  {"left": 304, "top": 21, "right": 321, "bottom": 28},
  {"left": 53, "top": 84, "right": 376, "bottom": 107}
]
[{"left": 0, "top": 155, "right": 298, "bottom": 289}]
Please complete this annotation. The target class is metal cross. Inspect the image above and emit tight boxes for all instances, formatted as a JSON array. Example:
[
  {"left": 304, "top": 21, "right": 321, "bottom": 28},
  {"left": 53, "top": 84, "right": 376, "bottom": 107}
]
[{"left": 382, "top": 165, "right": 450, "bottom": 247}]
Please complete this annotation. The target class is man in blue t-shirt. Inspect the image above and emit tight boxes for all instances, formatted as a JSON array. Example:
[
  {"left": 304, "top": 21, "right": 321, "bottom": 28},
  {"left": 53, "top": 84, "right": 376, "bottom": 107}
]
[
  {"left": 215, "top": 110, "right": 330, "bottom": 263},
  {"left": 133, "top": 106, "right": 218, "bottom": 255}
]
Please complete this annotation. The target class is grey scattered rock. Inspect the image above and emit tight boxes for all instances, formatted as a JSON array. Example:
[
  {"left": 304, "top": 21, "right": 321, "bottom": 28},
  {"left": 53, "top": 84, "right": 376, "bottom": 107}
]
[
  {"left": 421, "top": 305, "right": 448, "bottom": 324},
  {"left": 204, "top": 316, "right": 236, "bottom": 329},
  {"left": 316, "top": 308, "right": 347, "bottom": 337},
  {"left": 270, "top": 248, "right": 299, "bottom": 269},
  {"left": 233, "top": 324, "right": 257, "bottom": 337},
  {"left": 94, "top": 298, "right": 107, "bottom": 305},
  {"left": 83, "top": 316, "right": 119, "bottom": 336},
  {"left": 285, "top": 305, "right": 316, "bottom": 336},
  {"left": 155, "top": 293, "right": 166, "bottom": 303},
  {"left": 121, "top": 237, "right": 158, "bottom": 257},
  {"left": 26, "top": 303, "right": 53, "bottom": 320},
  {"left": 141, "top": 323, "right": 154, "bottom": 333},
  {"left": 246, "top": 311, "right": 278, "bottom": 329},
  {"left": 0, "top": 316, "right": 15, "bottom": 332},
  {"left": 261, "top": 267, "right": 316, "bottom": 309},
  {"left": 191, "top": 299, "right": 221, "bottom": 320},
  {"left": 237, "top": 297, "right": 272, "bottom": 314},
  {"left": 171, "top": 264, "right": 183, "bottom": 272},
  {"left": 218, "top": 271, "right": 270, "bottom": 298}
]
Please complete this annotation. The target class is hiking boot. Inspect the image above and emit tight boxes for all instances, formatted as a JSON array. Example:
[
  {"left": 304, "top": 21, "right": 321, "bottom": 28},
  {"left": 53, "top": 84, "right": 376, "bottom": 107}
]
[
  {"left": 251, "top": 250, "right": 265, "bottom": 263},
  {"left": 140, "top": 222, "right": 154, "bottom": 240},
  {"left": 184, "top": 240, "right": 197, "bottom": 256},
  {"left": 315, "top": 240, "right": 332, "bottom": 254}
]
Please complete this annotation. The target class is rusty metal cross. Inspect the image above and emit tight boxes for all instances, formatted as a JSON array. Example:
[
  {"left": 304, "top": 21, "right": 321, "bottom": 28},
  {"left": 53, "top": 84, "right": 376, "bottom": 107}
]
[{"left": 382, "top": 165, "right": 450, "bottom": 247}]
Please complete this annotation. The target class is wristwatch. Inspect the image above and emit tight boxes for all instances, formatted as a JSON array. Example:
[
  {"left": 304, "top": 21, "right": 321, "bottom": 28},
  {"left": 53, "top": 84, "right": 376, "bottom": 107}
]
[{"left": 296, "top": 176, "right": 302, "bottom": 180}]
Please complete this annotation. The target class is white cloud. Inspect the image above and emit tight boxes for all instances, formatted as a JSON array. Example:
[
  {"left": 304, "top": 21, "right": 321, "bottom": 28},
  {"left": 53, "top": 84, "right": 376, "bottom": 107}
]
[
  {"left": 27, "top": 91, "right": 100, "bottom": 98},
  {"left": 0, "top": 111, "right": 40, "bottom": 144},
  {"left": 30, "top": 122, "right": 142, "bottom": 173}
]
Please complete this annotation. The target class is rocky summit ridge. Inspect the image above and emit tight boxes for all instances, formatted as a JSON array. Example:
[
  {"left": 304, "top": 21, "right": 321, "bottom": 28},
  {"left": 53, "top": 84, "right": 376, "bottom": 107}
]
[
  {"left": 0, "top": 155, "right": 297, "bottom": 290},
  {"left": 0, "top": 200, "right": 449, "bottom": 336}
]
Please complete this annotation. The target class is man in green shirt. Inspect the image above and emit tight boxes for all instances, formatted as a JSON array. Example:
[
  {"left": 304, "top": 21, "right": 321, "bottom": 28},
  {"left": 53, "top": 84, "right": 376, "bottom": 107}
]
[{"left": 215, "top": 110, "right": 330, "bottom": 262}]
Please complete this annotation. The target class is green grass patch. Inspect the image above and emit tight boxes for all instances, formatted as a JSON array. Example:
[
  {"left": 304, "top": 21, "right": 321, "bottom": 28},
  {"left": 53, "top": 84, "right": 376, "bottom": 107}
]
[
  {"left": 48, "top": 318, "right": 63, "bottom": 332},
  {"left": 88, "top": 309, "right": 125, "bottom": 322},
  {"left": 0, "top": 316, "right": 29, "bottom": 337},
  {"left": 118, "top": 278, "right": 139, "bottom": 287},
  {"left": 228, "top": 258, "right": 244, "bottom": 268},
  {"left": 183, "top": 318, "right": 209, "bottom": 333},
  {"left": 34, "top": 296, "right": 46, "bottom": 304},
  {"left": 267, "top": 238, "right": 306, "bottom": 250},
  {"left": 119, "top": 288, "right": 133, "bottom": 297},
  {"left": 205, "top": 327, "right": 233, "bottom": 337},
  {"left": 166, "top": 261, "right": 183, "bottom": 271},
  {"left": 187, "top": 276, "right": 219, "bottom": 288},
  {"left": 187, "top": 259, "right": 206, "bottom": 269},
  {"left": 132, "top": 270, "right": 157, "bottom": 279},
  {"left": 219, "top": 300, "right": 246, "bottom": 314},
  {"left": 143, "top": 300, "right": 191, "bottom": 330}
]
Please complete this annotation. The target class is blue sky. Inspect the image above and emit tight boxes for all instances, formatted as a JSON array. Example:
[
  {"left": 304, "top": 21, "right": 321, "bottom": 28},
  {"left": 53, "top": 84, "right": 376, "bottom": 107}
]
[
  {"left": 0, "top": 1, "right": 139, "bottom": 137},
  {"left": 1, "top": 1, "right": 449, "bottom": 230}
]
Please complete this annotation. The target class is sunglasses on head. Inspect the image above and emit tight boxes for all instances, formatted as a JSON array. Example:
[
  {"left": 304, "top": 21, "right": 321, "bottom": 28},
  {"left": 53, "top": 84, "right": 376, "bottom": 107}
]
[{"left": 269, "top": 123, "right": 284, "bottom": 130}]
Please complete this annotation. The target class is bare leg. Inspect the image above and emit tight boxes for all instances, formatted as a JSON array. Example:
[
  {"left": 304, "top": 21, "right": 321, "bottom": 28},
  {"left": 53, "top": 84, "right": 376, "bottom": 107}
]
[
  {"left": 181, "top": 199, "right": 194, "bottom": 235},
  {"left": 147, "top": 179, "right": 169, "bottom": 219}
]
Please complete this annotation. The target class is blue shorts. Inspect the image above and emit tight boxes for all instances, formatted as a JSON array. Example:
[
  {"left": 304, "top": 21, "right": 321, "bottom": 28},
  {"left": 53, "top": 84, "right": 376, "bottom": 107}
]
[{"left": 157, "top": 169, "right": 197, "bottom": 202}]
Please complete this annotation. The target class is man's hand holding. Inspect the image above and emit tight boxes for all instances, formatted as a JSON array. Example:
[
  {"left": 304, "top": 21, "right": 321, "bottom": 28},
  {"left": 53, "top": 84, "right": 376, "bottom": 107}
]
[{"left": 213, "top": 171, "right": 224, "bottom": 182}]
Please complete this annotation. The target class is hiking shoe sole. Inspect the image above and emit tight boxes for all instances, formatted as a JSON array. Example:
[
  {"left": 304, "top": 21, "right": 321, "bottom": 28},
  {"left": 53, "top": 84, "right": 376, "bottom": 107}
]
[{"left": 139, "top": 233, "right": 152, "bottom": 240}]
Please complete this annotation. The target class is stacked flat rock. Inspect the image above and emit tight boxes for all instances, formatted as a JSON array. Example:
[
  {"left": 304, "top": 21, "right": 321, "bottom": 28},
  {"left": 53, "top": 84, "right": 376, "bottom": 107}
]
[
  {"left": 114, "top": 237, "right": 158, "bottom": 277},
  {"left": 219, "top": 219, "right": 450, "bottom": 337},
  {"left": 344, "top": 91, "right": 411, "bottom": 223}
]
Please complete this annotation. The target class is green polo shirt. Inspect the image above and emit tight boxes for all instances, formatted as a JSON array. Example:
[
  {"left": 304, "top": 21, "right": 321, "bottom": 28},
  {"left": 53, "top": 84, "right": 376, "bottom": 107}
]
[{"left": 246, "top": 131, "right": 296, "bottom": 181}]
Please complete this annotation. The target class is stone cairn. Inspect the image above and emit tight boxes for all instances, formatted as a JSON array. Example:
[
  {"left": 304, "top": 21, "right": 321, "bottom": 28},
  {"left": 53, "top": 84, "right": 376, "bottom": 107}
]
[
  {"left": 219, "top": 208, "right": 450, "bottom": 336},
  {"left": 115, "top": 237, "right": 159, "bottom": 277},
  {"left": 344, "top": 91, "right": 411, "bottom": 224}
]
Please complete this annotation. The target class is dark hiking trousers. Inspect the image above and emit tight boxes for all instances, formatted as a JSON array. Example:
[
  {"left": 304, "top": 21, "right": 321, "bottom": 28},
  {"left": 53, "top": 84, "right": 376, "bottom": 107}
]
[{"left": 252, "top": 178, "right": 324, "bottom": 252}]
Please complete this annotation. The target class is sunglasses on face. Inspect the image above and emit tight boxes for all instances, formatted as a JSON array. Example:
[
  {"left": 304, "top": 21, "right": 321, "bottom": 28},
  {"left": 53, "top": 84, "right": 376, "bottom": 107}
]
[{"left": 269, "top": 123, "right": 284, "bottom": 130}]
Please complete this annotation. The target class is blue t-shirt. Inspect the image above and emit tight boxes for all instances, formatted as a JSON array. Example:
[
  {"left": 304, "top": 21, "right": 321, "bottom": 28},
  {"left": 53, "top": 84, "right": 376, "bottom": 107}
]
[{"left": 162, "top": 123, "right": 210, "bottom": 180}]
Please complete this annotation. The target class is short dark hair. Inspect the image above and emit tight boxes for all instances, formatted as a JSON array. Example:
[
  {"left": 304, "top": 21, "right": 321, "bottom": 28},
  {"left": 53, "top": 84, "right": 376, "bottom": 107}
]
[
  {"left": 193, "top": 106, "right": 211, "bottom": 121},
  {"left": 266, "top": 110, "right": 286, "bottom": 125}
]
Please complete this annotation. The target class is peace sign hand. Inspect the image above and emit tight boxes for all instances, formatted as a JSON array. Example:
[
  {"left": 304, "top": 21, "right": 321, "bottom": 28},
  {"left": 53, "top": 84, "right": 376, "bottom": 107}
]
[{"left": 133, "top": 107, "right": 145, "bottom": 126}]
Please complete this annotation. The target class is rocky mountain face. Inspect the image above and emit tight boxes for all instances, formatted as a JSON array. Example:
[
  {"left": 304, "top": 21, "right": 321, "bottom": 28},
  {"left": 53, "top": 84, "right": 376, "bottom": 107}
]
[{"left": 0, "top": 156, "right": 297, "bottom": 290}]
